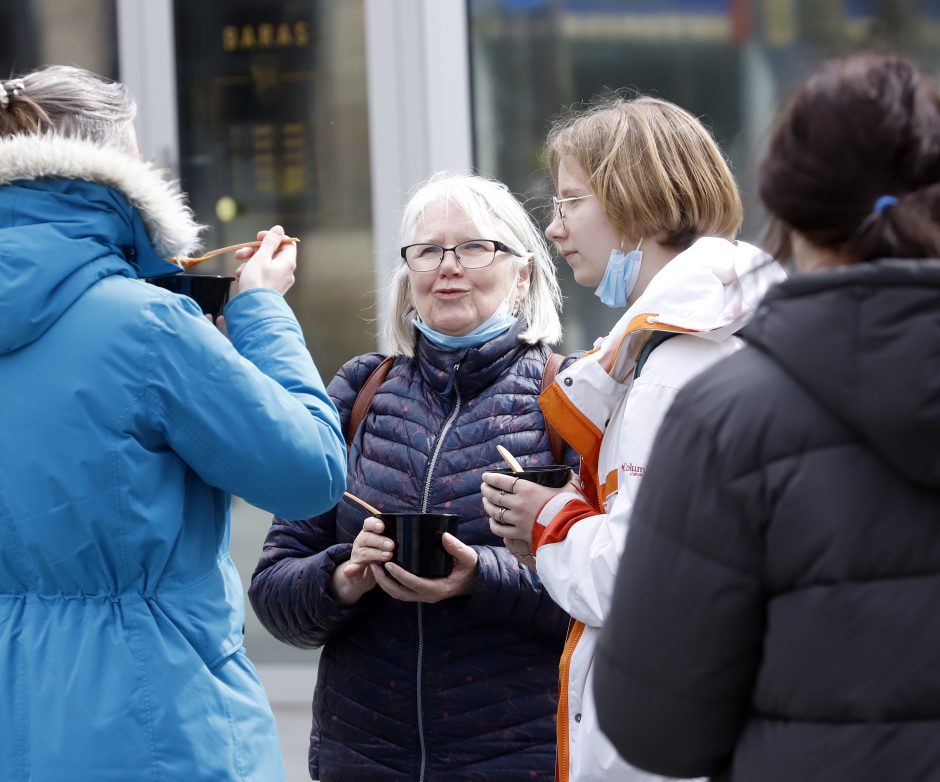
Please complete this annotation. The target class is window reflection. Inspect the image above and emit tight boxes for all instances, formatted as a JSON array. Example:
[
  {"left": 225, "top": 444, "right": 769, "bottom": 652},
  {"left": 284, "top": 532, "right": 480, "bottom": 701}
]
[
  {"left": 469, "top": 0, "right": 940, "bottom": 353},
  {"left": 174, "top": 0, "right": 375, "bottom": 385},
  {"left": 174, "top": 0, "right": 374, "bottom": 664}
]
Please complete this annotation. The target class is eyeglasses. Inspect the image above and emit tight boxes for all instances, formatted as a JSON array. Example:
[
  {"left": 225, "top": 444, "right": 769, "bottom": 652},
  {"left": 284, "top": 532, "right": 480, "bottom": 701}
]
[
  {"left": 400, "top": 239, "right": 522, "bottom": 272},
  {"left": 552, "top": 194, "right": 593, "bottom": 228}
]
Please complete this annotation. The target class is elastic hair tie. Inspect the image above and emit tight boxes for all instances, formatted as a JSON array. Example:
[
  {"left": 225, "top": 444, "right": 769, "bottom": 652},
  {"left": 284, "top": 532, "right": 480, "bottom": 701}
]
[{"left": 873, "top": 195, "right": 898, "bottom": 215}]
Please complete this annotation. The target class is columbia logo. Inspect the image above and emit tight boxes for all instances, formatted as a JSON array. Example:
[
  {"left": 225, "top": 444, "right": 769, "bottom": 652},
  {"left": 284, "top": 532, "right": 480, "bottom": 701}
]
[{"left": 621, "top": 462, "right": 645, "bottom": 477}]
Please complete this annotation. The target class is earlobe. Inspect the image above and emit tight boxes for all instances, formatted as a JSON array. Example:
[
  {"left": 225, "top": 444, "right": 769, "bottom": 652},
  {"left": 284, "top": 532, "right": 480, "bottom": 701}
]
[{"left": 517, "top": 263, "right": 532, "bottom": 298}]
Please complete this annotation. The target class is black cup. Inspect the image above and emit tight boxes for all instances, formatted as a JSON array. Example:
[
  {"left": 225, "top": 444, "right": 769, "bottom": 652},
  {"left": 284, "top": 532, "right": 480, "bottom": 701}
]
[
  {"left": 145, "top": 273, "right": 235, "bottom": 318},
  {"left": 376, "top": 512, "right": 460, "bottom": 578},
  {"left": 487, "top": 465, "right": 572, "bottom": 488}
]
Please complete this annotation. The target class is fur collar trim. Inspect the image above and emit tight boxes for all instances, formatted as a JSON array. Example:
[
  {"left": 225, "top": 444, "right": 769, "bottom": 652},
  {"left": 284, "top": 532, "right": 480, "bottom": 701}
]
[{"left": 0, "top": 133, "right": 203, "bottom": 257}]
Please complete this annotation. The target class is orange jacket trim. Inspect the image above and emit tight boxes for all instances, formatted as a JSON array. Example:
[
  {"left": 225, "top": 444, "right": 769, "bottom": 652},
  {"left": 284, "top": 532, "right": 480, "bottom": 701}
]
[
  {"left": 539, "top": 383, "right": 602, "bottom": 469},
  {"left": 578, "top": 461, "right": 600, "bottom": 513},
  {"left": 601, "top": 314, "right": 700, "bottom": 374},
  {"left": 598, "top": 468, "right": 619, "bottom": 507},
  {"left": 556, "top": 619, "right": 586, "bottom": 782},
  {"left": 540, "top": 318, "right": 700, "bottom": 483},
  {"left": 532, "top": 497, "right": 597, "bottom": 551}
]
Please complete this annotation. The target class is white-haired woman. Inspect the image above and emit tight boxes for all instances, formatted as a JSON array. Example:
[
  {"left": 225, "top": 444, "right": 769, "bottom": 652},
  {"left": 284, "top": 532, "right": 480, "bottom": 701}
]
[
  {"left": 250, "top": 172, "right": 574, "bottom": 781},
  {"left": 0, "top": 66, "right": 346, "bottom": 780}
]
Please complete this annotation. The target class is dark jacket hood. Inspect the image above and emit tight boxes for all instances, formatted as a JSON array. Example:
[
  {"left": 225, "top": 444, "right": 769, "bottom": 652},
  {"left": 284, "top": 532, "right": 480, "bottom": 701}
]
[{"left": 744, "top": 259, "right": 940, "bottom": 488}]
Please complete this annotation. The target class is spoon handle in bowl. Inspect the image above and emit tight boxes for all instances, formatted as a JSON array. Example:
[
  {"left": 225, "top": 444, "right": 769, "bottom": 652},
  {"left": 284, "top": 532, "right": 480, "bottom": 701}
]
[
  {"left": 496, "top": 444, "right": 524, "bottom": 473},
  {"left": 343, "top": 491, "right": 381, "bottom": 516}
]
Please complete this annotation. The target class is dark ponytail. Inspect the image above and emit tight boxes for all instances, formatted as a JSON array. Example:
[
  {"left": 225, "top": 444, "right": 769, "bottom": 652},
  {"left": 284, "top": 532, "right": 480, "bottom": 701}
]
[{"left": 759, "top": 55, "right": 940, "bottom": 264}]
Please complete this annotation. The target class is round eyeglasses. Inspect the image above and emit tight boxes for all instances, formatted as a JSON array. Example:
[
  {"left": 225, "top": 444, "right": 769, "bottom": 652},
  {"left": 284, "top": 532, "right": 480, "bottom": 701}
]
[
  {"left": 552, "top": 194, "right": 594, "bottom": 228},
  {"left": 400, "top": 239, "right": 522, "bottom": 272}
]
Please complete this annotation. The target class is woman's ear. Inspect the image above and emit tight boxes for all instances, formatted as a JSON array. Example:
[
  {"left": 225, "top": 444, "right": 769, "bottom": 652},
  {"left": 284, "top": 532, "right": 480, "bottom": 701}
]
[{"left": 515, "top": 261, "right": 532, "bottom": 302}]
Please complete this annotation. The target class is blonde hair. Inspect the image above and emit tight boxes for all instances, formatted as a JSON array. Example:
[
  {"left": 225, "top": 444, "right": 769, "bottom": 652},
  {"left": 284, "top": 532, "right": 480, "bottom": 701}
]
[
  {"left": 383, "top": 172, "right": 563, "bottom": 357},
  {"left": 547, "top": 95, "right": 742, "bottom": 249}
]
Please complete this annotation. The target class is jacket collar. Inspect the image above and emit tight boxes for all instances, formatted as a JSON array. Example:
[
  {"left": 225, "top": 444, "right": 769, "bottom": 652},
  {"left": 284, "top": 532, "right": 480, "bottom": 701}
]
[
  {"left": 540, "top": 238, "right": 784, "bottom": 472},
  {"left": 414, "top": 319, "right": 531, "bottom": 398},
  {"left": 593, "top": 238, "right": 784, "bottom": 382}
]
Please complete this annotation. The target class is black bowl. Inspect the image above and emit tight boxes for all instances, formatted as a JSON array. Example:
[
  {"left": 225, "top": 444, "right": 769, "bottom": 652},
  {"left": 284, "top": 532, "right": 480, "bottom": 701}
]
[
  {"left": 145, "top": 273, "right": 235, "bottom": 318},
  {"left": 487, "top": 465, "right": 572, "bottom": 488},
  {"left": 376, "top": 512, "right": 460, "bottom": 578}
]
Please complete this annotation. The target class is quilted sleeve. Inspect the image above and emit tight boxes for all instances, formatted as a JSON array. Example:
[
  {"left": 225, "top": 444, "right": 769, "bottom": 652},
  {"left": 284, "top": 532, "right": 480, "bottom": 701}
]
[
  {"left": 248, "top": 352, "right": 388, "bottom": 648},
  {"left": 463, "top": 543, "right": 569, "bottom": 640}
]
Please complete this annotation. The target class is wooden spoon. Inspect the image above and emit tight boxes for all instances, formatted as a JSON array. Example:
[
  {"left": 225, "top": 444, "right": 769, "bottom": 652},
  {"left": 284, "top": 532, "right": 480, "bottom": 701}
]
[
  {"left": 343, "top": 491, "right": 381, "bottom": 516},
  {"left": 171, "top": 236, "right": 300, "bottom": 270},
  {"left": 496, "top": 444, "right": 524, "bottom": 473}
]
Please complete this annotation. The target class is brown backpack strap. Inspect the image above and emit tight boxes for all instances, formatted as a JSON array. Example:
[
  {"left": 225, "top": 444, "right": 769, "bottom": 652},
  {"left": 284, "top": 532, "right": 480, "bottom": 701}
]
[
  {"left": 346, "top": 356, "right": 394, "bottom": 452},
  {"left": 542, "top": 353, "right": 566, "bottom": 464}
]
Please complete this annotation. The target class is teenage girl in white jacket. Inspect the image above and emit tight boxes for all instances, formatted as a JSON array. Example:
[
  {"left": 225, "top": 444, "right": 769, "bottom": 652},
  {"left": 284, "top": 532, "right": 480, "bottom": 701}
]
[{"left": 481, "top": 96, "right": 784, "bottom": 782}]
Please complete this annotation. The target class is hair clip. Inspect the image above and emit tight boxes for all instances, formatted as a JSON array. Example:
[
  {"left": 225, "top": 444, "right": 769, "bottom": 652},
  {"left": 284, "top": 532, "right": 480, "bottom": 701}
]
[
  {"left": 873, "top": 195, "right": 898, "bottom": 215},
  {"left": 0, "top": 79, "right": 23, "bottom": 111}
]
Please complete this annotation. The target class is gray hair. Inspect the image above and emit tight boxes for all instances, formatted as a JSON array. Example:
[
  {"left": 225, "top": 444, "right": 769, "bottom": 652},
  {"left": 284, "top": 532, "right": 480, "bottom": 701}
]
[
  {"left": 0, "top": 65, "right": 138, "bottom": 154},
  {"left": 383, "top": 172, "right": 563, "bottom": 356}
]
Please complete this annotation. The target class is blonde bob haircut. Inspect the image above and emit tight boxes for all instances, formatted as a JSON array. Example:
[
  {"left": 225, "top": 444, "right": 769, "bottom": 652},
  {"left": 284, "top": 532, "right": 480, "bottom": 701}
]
[
  {"left": 547, "top": 95, "right": 742, "bottom": 249},
  {"left": 383, "top": 172, "right": 563, "bottom": 357}
]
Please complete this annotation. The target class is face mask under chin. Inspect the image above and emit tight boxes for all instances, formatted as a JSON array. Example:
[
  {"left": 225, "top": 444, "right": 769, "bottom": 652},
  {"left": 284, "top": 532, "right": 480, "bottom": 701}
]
[{"left": 594, "top": 240, "right": 643, "bottom": 308}]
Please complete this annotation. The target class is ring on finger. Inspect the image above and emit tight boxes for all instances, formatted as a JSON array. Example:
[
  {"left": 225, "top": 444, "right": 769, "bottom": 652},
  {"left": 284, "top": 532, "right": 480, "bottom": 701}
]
[
  {"left": 499, "top": 506, "right": 506, "bottom": 524},
  {"left": 511, "top": 477, "right": 520, "bottom": 493},
  {"left": 499, "top": 489, "right": 505, "bottom": 501}
]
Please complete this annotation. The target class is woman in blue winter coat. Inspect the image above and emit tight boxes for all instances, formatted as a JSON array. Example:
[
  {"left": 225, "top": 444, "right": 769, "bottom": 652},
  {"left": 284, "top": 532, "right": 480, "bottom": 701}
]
[
  {"left": 249, "top": 172, "right": 574, "bottom": 781},
  {"left": 0, "top": 66, "right": 346, "bottom": 781}
]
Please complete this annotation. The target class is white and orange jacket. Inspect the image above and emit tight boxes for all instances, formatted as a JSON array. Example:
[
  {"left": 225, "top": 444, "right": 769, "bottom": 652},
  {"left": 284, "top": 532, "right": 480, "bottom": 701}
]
[{"left": 534, "top": 238, "right": 783, "bottom": 782}]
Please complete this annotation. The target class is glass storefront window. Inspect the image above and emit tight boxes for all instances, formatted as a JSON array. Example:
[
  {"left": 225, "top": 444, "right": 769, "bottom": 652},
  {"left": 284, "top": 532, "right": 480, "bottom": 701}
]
[
  {"left": 468, "top": 0, "right": 940, "bottom": 354},
  {"left": 174, "top": 0, "right": 374, "bottom": 386},
  {"left": 174, "top": 0, "right": 374, "bottom": 664}
]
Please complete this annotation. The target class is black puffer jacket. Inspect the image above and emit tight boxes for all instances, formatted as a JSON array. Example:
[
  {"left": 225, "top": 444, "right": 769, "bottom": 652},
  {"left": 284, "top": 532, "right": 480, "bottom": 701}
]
[
  {"left": 249, "top": 323, "right": 573, "bottom": 781},
  {"left": 594, "top": 260, "right": 940, "bottom": 782}
]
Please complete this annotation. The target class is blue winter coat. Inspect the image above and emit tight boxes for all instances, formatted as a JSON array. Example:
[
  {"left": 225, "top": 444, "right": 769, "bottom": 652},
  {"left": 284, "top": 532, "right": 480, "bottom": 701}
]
[
  {"left": 0, "top": 159, "right": 346, "bottom": 779},
  {"left": 249, "top": 325, "right": 573, "bottom": 781}
]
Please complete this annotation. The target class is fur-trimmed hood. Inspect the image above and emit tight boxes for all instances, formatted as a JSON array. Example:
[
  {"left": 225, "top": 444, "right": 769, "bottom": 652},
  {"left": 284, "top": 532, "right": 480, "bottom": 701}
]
[
  {"left": 0, "top": 133, "right": 203, "bottom": 258},
  {"left": 0, "top": 134, "right": 205, "bottom": 353}
]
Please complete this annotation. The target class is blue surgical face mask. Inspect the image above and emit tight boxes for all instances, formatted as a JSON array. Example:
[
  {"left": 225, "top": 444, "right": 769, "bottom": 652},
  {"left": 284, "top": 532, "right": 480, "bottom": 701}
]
[
  {"left": 594, "top": 239, "right": 643, "bottom": 308},
  {"left": 412, "top": 271, "right": 520, "bottom": 349}
]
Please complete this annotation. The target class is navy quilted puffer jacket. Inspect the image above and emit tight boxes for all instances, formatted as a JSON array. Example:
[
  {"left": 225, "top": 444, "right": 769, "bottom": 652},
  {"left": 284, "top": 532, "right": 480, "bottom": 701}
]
[{"left": 249, "top": 323, "right": 574, "bottom": 781}]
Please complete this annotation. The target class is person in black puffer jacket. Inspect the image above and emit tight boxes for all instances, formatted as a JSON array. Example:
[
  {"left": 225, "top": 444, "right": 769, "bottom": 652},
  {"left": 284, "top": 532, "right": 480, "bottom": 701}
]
[
  {"left": 593, "top": 55, "right": 940, "bottom": 782},
  {"left": 249, "top": 172, "right": 575, "bottom": 781}
]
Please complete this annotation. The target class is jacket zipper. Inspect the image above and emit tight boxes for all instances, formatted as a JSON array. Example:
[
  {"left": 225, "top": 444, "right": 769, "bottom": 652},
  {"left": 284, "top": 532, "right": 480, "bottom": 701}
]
[{"left": 416, "top": 361, "right": 461, "bottom": 782}]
